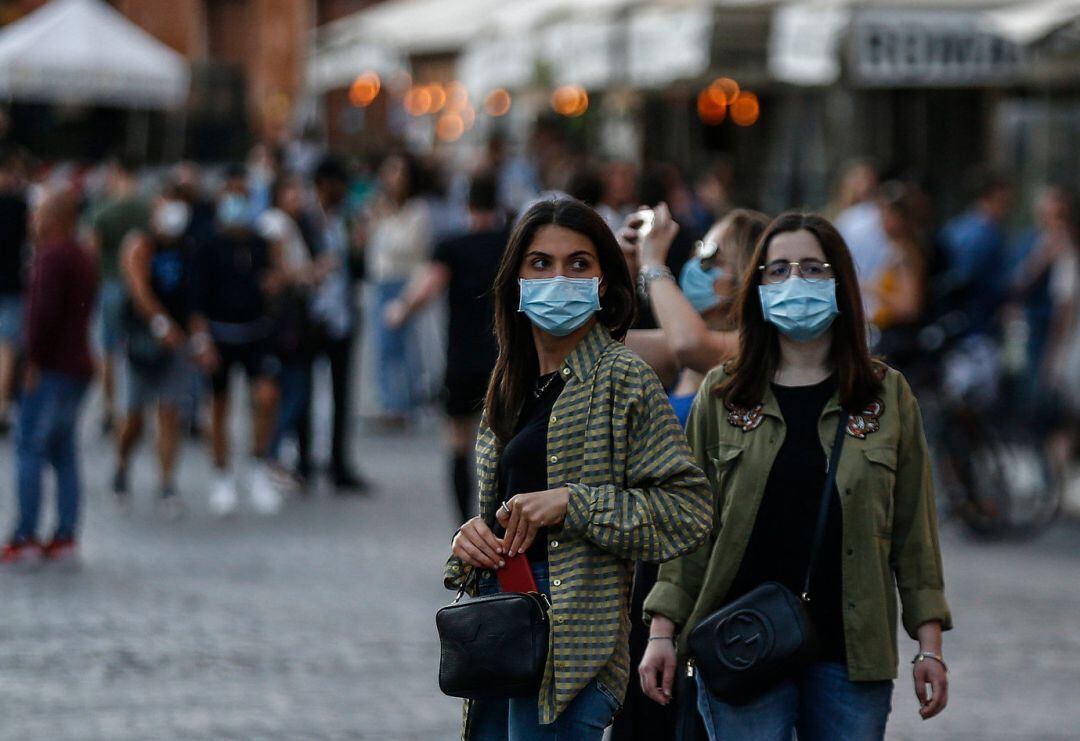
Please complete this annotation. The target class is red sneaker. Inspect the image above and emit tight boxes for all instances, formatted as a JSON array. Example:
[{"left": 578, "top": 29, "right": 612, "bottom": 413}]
[
  {"left": 1, "top": 538, "right": 42, "bottom": 564},
  {"left": 41, "top": 537, "right": 78, "bottom": 563}
]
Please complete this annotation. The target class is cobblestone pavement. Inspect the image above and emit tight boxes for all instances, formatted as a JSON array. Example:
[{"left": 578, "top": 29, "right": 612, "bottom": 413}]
[{"left": 1, "top": 393, "right": 1078, "bottom": 740}]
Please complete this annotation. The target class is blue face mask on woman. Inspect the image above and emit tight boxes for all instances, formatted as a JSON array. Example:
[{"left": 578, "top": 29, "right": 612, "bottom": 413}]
[
  {"left": 679, "top": 260, "right": 728, "bottom": 313},
  {"left": 518, "top": 276, "right": 601, "bottom": 337},
  {"left": 758, "top": 277, "right": 838, "bottom": 342}
]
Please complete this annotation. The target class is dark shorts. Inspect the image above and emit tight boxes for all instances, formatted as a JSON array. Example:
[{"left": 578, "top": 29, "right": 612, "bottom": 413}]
[
  {"left": 210, "top": 341, "right": 281, "bottom": 394},
  {"left": 444, "top": 368, "right": 490, "bottom": 419}
]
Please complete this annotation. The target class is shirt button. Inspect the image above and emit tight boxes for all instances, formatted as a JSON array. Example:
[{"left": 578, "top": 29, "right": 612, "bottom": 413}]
[
  {"left": 550, "top": 415, "right": 557, "bottom": 424},
  {"left": 550, "top": 540, "right": 559, "bottom": 548},
  {"left": 552, "top": 579, "right": 562, "bottom": 587},
  {"left": 549, "top": 455, "right": 558, "bottom": 464},
  {"left": 848, "top": 601, "right": 856, "bottom": 610},
  {"left": 562, "top": 368, "right": 571, "bottom": 376},
  {"left": 846, "top": 548, "right": 854, "bottom": 556}
]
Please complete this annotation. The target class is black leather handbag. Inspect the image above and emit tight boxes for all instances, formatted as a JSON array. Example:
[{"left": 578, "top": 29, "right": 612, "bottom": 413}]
[
  {"left": 437, "top": 577, "right": 551, "bottom": 700},
  {"left": 688, "top": 415, "right": 847, "bottom": 704}
]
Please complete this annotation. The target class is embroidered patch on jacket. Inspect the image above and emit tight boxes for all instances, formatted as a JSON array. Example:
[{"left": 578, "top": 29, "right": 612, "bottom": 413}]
[
  {"left": 847, "top": 401, "right": 884, "bottom": 439},
  {"left": 726, "top": 402, "right": 765, "bottom": 432}
]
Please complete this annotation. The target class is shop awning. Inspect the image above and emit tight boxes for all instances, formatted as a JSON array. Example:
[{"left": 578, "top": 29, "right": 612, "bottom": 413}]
[
  {"left": 985, "top": 0, "right": 1080, "bottom": 44},
  {"left": 0, "top": 0, "right": 189, "bottom": 108}
]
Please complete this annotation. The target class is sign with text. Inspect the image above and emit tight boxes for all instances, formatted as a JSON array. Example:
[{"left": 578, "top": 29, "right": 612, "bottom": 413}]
[{"left": 850, "top": 10, "right": 1025, "bottom": 87}]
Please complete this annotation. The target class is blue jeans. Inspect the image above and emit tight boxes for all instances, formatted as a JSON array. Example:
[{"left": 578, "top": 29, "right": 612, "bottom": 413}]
[
  {"left": 373, "top": 279, "right": 418, "bottom": 415},
  {"left": 96, "top": 279, "right": 125, "bottom": 353},
  {"left": 696, "top": 662, "right": 893, "bottom": 741},
  {"left": 14, "top": 372, "right": 89, "bottom": 542},
  {"left": 470, "top": 562, "right": 622, "bottom": 740},
  {"left": 270, "top": 361, "right": 310, "bottom": 461}
]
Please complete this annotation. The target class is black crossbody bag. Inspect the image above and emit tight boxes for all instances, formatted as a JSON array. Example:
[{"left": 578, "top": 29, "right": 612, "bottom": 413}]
[
  {"left": 688, "top": 415, "right": 847, "bottom": 704},
  {"left": 436, "top": 508, "right": 551, "bottom": 701}
]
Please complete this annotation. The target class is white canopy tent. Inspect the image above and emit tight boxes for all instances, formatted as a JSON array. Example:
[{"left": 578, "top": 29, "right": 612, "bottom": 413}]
[{"left": 0, "top": 0, "right": 189, "bottom": 109}]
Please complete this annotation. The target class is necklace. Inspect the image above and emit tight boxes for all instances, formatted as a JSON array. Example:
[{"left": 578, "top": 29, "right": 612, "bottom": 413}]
[{"left": 533, "top": 372, "right": 558, "bottom": 398}]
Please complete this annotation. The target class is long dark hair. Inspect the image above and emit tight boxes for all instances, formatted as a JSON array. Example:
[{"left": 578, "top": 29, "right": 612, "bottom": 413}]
[
  {"left": 484, "top": 197, "right": 636, "bottom": 444},
  {"left": 716, "top": 212, "right": 882, "bottom": 412}
]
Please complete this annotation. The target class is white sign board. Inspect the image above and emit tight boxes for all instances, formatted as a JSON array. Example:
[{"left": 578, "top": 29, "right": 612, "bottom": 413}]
[
  {"left": 628, "top": 6, "right": 713, "bottom": 88},
  {"left": 768, "top": 3, "right": 850, "bottom": 87}
]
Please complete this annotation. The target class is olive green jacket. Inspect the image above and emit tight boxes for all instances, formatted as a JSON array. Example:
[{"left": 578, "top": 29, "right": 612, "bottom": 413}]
[
  {"left": 643, "top": 364, "right": 953, "bottom": 681},
  {"left": 443, "top": 323, "right": 713, "bottom": 732}
]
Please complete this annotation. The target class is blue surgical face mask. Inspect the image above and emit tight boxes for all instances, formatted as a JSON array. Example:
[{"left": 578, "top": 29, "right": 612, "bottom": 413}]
[
  {"left": 679, "top": 259, "right": 728, "bottom": 313},
  {"left": 518, "top": 276, "right": 601, "bottom": 337},
  {"left": 218, "top": 193, "right": 251, "bottom": 228},
  {"left": 758, "top": 277, "right": 838, "bottom": 342}
]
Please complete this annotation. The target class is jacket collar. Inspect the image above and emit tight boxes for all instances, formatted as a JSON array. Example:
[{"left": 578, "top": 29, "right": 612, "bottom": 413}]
[
  {"left": 760, "top": 377, "right": 843, "bottom": 421},
  {"left": 561, "top": 322, "right": 618, "bottom": 381}
]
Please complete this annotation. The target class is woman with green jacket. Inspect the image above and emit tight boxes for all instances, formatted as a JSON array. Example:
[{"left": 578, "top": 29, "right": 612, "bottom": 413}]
[{"left": 640, "top": 213, "right": 953, "bottom": 740}]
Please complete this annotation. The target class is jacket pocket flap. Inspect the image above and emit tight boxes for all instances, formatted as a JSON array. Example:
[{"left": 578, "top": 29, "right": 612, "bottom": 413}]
[
  {"left": 708, "top": 443, "right": 744, "bottom": 466},
  {"left": 863, "top": 446, "right": 897, "bottom": 470}
]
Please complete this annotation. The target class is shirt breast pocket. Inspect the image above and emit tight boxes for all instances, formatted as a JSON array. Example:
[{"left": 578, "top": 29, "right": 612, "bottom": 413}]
[
  {"left": 707, "top": 443, "right": 744, "bottom": 526},
  {"left": 862, "top": 446, "right": 897, "bottom": 536}
]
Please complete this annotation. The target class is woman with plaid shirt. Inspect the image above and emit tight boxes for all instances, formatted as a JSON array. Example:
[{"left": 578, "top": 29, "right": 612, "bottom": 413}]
[{"left": 444, "top": 198, "right": 713, "bottom": 740}]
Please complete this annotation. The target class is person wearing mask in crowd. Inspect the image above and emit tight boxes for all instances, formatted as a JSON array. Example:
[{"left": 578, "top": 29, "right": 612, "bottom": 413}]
[
  {"left": 258, "top": 173, "right": 326, "bottom": 491},
  {"left": 0, "top": 148, "right": 28, "bottom": 434},
  {"left": 938, "top": 167, "right": 1015, "bottom": 335},
  {"left": 641, "top": 213, "right": 952, "bottom": 740},
  {"left": 1, "top": 188, "right": 97, "bottom": 564},
  {"left": 89, "top": 155, "right": 151, "bottom": 433},
  {"left": 694, "top": 157, "right": 738, "bottom": 224},
  {"left": 616, "top": 205, "right": 767, "bottom": 741},
  {"left": 627, "top": 205, "right": 765, "bottom": 414},
  {"left": 110, "top": 185, "right": 210, "bottom": 517},
  {"left": 445, "top": 197, "right": 712, "bottom": 740},
  {"left": 195, "top": 172, "right": 285, "bottom": 516},
  {"left": 365, "top": 152, "right": 434, "bottom": 428},
  {"left": 303, "top": 156, "right": 368, "bottom": 492},
  {"left": 383, "top": 172, "right": 507, "bottom": 522}
]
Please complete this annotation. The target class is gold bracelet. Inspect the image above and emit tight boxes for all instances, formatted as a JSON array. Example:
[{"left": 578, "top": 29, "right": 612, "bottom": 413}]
[{"left": 912, "top": 651, "right": 948, "bottom": 672}]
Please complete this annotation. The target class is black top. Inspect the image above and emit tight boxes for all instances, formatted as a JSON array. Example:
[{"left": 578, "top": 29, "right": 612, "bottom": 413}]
[
  {"left": 194, "top": 230, "right": 271, "bottom": 328},
  {"left": 0, "top": 192, "right": 28, "bottom": 295},
  {"left": 497, "top": 372, "right": 565, "bottom": 563},
  {"left": 432, "top": 228, "right": 507, "bottom": 376},
  {"left": 150, "top": 238, "right": 195, "bottom": 326},
  {"left": 728, "top": 376, "right": 847, "bottom": 663}
]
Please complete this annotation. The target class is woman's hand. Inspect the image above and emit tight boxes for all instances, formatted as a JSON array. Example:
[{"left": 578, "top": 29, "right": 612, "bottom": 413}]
[
  {"left": 495, "top": 487, "right": 570, "bottom": 557},
  {"left": 451, "top": 517, "right": 506, "bottom": 570},
  {"left": 637, "top": 201, "right": 680, "bottom": 268},
  {"left": 914, "top": 657, "right": 948, "bottom": 720},
  {"left": 639, "top": 615, "right": 678, "bottom": 706},
  {"left": 914, "top": 621, "right": 948, "bottom": 720}
]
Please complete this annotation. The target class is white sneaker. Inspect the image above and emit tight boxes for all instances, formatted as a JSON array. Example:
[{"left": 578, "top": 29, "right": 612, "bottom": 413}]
[
  {"left": 248, "top": 461, "right": 284, "bottom": 516},
  {"left": 208, "top": 472, "right": 239, "bottom": 517}
]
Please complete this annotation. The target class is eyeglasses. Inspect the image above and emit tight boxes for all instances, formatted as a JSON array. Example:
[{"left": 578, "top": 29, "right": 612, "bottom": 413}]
[
  {"left": 695, "top": 240, "right": 721, "bottom": 270},
  {"left": 758, "top": 259, "right": 833, "bottom": 284}
]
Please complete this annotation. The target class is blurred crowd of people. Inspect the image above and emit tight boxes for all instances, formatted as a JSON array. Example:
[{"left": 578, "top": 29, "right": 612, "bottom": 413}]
[{"left": 0, "top": 121, "right": 1076, "bottom": 565}]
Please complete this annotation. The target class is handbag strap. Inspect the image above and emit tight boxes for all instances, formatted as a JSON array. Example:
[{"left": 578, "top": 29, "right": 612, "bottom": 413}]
[{"left": 801, "top": 413, "right": 848, "bottom": 602}]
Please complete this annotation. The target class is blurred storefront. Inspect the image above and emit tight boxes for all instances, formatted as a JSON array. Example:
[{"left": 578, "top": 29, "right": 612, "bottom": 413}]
[
  {"left": 305, "top": 0, "right": 1080, "bottom": 215},
  {"left": 0, "top": 0, "right": 323, "bottom": 161}
]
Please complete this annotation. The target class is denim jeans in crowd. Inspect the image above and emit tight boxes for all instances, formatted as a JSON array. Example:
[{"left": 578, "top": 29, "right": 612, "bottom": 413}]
[
  {"left": 696, "top": 661, "right": 893, "bottom": 741},
  {"left": 270, "top": 360, "right": 310, "bottom": 462},
  {"left": 469, "top": 561, "right": 622, "bottom": 740},
  {"left": 14, "top": 372, "right": 89, "bottom": 542},
  {"left": 373, "top": 279, "right": 419, "bottom": 415}
]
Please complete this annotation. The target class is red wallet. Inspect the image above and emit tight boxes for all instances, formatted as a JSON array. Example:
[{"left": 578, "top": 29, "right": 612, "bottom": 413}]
[{"left": 497, "top": 553, "right": 538, "bottom": 593}]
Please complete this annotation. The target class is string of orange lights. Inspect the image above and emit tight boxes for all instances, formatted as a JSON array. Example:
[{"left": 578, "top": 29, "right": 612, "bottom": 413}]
[{"left": 346, "top": 71, "right": 758, "bottom": 142}]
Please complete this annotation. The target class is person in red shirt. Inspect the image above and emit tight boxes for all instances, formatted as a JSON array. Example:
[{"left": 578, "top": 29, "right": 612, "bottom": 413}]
[{"left": 1, "top": 187, "right": 97, "bottom": 564}]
